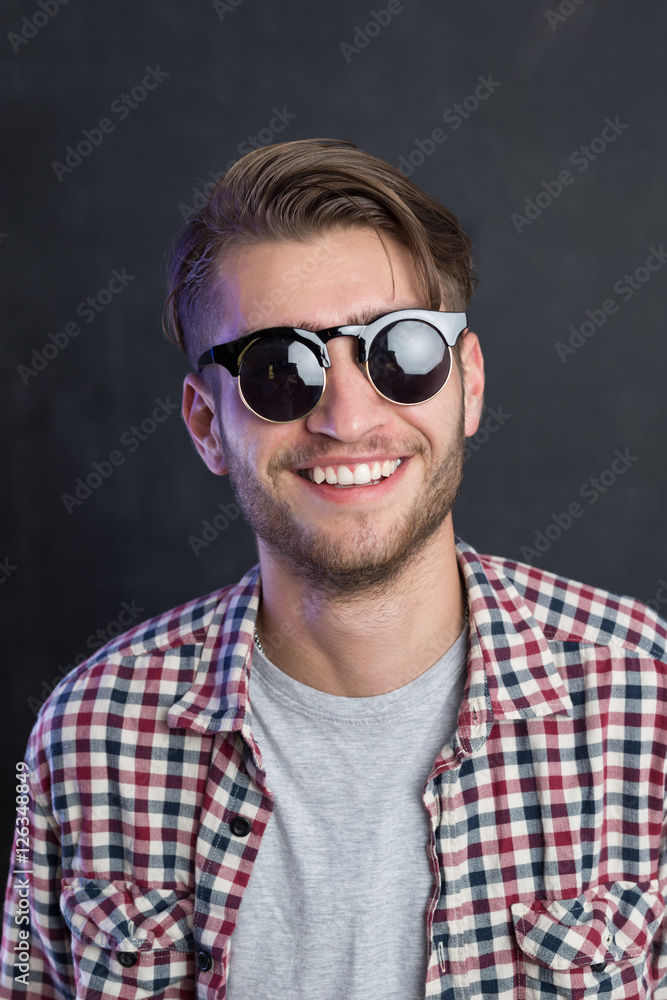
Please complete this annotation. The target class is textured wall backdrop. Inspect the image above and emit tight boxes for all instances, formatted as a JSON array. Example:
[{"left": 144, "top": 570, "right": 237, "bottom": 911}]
[{"left": 2, "top": 0, "right": 666, "bottom": 889}]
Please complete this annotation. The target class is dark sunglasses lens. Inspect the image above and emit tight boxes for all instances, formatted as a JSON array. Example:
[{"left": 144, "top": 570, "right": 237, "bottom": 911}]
[
  {"left": 239, "top": 336, "right": 324, "bottom": 421},
  {"left": 368, "top": 320, "right": 451, "bottom": 404}
]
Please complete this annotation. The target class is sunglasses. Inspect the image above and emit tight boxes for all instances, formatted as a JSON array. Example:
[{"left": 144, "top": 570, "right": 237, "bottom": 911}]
[{"left": 197, "top": 308, "right": 468, "bottom": 423}]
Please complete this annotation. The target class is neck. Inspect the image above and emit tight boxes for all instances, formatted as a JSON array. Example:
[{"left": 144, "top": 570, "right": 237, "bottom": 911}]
[{"left": 254, "top": 521, "right": 467, "bottom": 697}]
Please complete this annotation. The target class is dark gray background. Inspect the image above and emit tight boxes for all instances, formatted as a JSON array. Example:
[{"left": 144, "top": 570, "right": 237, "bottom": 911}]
[{"left": 2, "top": 0, "right": 666, "bottom": 889}]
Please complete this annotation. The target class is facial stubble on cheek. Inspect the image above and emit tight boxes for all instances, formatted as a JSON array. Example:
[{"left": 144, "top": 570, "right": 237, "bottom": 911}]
[{"left": 216, "top": 396, "right": 466, "bottom": 600}]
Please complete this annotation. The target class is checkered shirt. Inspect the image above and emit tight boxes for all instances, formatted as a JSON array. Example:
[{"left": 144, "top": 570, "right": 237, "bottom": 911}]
[{"left": 3, "top": 536, "right": 667, "bottom": 999}]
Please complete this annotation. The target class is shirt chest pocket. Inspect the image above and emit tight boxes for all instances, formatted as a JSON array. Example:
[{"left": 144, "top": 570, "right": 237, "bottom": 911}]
[
  {"left": 60, "top": 877, "right": 196, "bottom": 998},
  {"left": 511, "top": 882, "right": 665, "bottom": 1000}
]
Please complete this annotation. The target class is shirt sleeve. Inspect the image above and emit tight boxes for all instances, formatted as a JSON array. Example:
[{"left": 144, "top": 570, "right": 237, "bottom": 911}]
[{"left": 1, "top": 757, "right": 75, "bottom": 998}]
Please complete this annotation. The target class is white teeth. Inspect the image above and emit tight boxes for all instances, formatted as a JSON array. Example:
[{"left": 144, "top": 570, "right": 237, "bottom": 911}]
[
  {"left": 302, "top": 458, "right": 402, "bottom": 486},
  {"left": 353, "top": 464, "right": 372, "bottom": 485},
  {"left": 337, "top": 465, "right": 355, "bottom": 486}
]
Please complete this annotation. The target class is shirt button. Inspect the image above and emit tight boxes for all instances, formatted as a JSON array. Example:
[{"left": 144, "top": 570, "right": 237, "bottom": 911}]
[
  {"left": 591, "top": 962, "right": 607, "bottom": 973},
  {"left": 230, "top": 815, "right": 252, "bottom": 837},
  {"left": 117, "top": 952, "right": 137, "bottom": 967},
  {"left": 196, "top": 949, "right": 213, "bottom": 972}
]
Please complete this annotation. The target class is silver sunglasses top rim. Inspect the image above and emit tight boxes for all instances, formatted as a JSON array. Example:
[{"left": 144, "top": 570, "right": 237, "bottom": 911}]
[{"left": 310, "top": 308, "right": 467, "bottom": 346}]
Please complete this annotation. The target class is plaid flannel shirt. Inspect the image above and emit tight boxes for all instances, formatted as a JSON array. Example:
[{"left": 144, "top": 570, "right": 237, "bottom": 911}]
[{"left": 3, "top": 536, "right": 667, "bottom": 1000}]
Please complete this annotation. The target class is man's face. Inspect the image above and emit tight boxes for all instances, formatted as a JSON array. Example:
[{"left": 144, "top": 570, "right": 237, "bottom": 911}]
[{"left": 183, "top": 227, "right": 484, "bottom": 599}]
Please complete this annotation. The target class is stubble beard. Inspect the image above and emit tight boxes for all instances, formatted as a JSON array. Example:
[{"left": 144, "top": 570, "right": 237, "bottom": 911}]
[{"left": 217, "top": 396, "right": 465, "bottom": 601}]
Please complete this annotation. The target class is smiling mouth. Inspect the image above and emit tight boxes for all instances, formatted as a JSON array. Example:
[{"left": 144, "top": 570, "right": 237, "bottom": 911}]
[{"left": 296, "top": 458, "right": 403, "bottom": 488}]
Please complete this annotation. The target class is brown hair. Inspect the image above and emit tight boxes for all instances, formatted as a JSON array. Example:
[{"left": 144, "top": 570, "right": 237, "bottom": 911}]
[{"left": 163, "top": 138, "right": 477, "bottom": 367}]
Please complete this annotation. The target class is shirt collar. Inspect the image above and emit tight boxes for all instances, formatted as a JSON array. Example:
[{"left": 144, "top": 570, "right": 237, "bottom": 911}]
[
  {"left": 162, "top": 537, "right": 571, "bottom": 740},
  {"left": 456, "top": 537, "right": 572, "bottom": 723}
]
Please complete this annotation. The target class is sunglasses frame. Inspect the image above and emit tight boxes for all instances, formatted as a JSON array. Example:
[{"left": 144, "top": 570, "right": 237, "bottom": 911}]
[{"left": 197, "top": 309, "right": 468, "bottom": 424}]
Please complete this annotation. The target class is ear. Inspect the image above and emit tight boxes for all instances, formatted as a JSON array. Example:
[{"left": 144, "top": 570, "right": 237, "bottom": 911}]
[
  {"left": 182, "top": 372, "right": 228, "bottom": 475},
  {"left": 458, "top": 331, "right": 485, "bottom": 438}
]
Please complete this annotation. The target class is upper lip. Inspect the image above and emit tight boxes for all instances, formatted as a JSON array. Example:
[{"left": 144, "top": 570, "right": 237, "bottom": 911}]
[{"left": 293, "top": 456, "right": 407, "bottom": 470}]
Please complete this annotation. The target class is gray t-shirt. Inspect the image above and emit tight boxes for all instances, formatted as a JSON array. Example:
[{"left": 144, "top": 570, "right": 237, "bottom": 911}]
[{"left": 227, "top": 627, "right": 469, "bottom": 1000}]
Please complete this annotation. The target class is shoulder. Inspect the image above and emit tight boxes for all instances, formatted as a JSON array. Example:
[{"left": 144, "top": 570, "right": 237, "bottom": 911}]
[
  {"left": 480, "top": 550, "right": 667, "bottom": 665},
  {"left": 25, "top": 568, "right": 259, "bottom": 774}
]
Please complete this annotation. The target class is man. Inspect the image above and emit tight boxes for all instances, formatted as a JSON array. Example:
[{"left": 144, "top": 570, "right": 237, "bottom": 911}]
[{"left": 2, "top": 138, "right": 667, "bottom": 999}]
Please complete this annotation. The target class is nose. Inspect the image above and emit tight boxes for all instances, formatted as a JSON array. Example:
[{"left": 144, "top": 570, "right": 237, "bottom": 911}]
[{"left": 304, "top": 335, "right": 390, "bottom": 441}]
